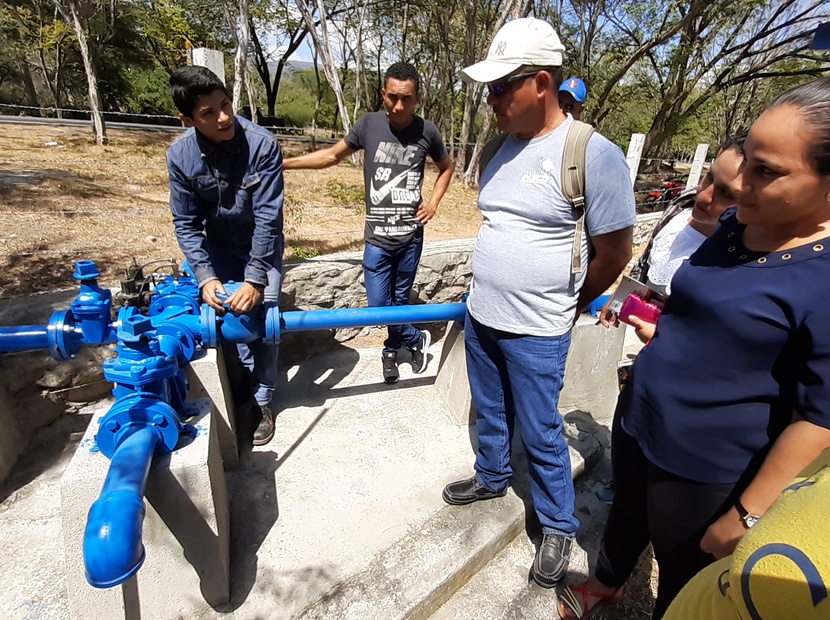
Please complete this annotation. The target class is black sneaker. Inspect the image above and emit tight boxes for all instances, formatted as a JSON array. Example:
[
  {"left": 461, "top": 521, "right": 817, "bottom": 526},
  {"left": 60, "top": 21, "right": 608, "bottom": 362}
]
[
  {"left": 530, "top": 534, "right": 573, "bottom": 588},
  {"left": 408, "top": 330, "right": 431, "bottom": 374},
  {"left": 253, "top": 404, "right": 275, "bottom": 446},
  {"left": 382, "top": 351, "right": 399, "bottom": 384}
]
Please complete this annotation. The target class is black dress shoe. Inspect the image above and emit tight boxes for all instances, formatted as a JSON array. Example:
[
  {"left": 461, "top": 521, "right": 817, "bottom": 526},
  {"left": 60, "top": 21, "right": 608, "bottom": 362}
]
[
  {"left": 530, "top": 534, "right": 573, "bottom": 588},
  {"left": 442, "top": 476, "right": 508, "bottom": 505}
]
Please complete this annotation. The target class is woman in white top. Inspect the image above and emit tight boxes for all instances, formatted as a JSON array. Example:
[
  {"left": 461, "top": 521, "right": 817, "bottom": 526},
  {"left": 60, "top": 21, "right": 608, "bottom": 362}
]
[{"left": 601, "top": 137, "right": 745, "bottom": 341}]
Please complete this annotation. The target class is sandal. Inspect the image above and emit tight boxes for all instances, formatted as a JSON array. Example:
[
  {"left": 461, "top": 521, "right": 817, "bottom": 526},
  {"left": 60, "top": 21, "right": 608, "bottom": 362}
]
[{"left": 557, "top": 582, "right": 622, "bottom": 619}]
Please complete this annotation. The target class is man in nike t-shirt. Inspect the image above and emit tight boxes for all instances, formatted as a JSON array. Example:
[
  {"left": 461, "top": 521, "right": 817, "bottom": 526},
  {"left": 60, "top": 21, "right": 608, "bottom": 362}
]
[{"left": 284, "top": 62, "right": 453, "bottom": 384}]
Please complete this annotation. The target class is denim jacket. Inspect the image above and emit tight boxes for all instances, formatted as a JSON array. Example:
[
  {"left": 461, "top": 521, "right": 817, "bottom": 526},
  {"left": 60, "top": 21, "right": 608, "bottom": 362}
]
[{"left": 166, "top": 115, "right": 284, "bottom": 288}]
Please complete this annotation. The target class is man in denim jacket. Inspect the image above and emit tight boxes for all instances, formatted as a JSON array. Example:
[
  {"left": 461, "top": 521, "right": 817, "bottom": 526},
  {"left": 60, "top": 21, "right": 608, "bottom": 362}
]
[{"left": 166, "top": 66, "right": 284, "bottom": 445}]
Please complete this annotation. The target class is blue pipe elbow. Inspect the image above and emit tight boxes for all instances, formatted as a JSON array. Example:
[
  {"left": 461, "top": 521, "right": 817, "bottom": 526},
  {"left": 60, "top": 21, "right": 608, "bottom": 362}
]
[{"left": 84, "top": 426, "right": 160, "bottom": 588}]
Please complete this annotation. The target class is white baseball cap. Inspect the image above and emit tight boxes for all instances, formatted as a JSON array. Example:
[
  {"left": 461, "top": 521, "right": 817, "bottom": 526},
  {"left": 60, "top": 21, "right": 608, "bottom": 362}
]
[{"left": 461, "top": 18, "right": 565, "bottom": 84}]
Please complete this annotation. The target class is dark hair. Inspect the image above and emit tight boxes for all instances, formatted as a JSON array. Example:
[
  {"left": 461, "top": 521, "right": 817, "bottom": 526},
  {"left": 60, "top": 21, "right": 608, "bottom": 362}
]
[
  {"left": 717, "top": 133, "right": 747, "bottom": 156},
  {"left": 384, "top": 62, "right": 420, "bottom": 93},
  {"left": 169, "top": 66, "right": 230, "bottom": 118},
  {"left": 522, "top": 65, "right": 564, "bottom": 91},
  {"left": 768, "top": 77, "right": 830, "bottom": 175}
]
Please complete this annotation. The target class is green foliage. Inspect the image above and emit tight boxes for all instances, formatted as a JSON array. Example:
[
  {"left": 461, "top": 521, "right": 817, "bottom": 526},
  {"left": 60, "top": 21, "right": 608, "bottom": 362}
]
[
  {"left": 291, "top": 246, "right": 320, "bottom": 259},
  {"left": 120, "top": 66, "right": 178, "bottom": 114}
]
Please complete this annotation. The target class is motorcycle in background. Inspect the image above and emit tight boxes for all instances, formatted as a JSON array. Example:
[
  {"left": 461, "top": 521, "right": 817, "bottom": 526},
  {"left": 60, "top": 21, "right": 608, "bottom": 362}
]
[{"left": 641, "top": 179, "right": 686, "bottom": 212}]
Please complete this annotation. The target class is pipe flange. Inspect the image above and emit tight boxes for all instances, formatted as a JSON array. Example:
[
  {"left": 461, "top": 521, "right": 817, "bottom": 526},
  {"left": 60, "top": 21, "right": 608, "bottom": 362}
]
[
  {"left": 200, "top": 304, "right": 219, "bottom": 348},
  {"left": 47, "top": 310, "right": 75, "bottom": 361},
  {"left": 96, "top": 394, "right": 181, "bottom": 458},
  {"left": 155, "top": 319, "right": 197, "bottom": 365},
  {"left": 265, "top": 302, "right": 281, "bottom": 344}
]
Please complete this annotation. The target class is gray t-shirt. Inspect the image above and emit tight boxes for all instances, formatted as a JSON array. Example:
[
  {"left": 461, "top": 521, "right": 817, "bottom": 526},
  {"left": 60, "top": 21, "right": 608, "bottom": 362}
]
[
  {"left": 345, "top": 112, "right": 448, "bottom": 251},
  {"left": 467, "top": 118, "right": 636, "bottom": 337}
]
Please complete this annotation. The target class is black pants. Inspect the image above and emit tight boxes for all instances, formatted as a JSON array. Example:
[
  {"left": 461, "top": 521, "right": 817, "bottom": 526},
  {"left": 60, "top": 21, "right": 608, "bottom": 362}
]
[{"left": 596, "top": 410, "right": 736, "bottom": 619}]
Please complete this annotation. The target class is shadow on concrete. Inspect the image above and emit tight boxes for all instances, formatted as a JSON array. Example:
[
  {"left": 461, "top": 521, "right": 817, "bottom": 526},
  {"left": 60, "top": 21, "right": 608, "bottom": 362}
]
[
  {"left": 146, "top": 454, "right": 231, "bottom": 608},
  {"left": 275, "top": 343, "right": 443, "bottom": 411},
  {"left": 0, "top": 411, "right": 91, "bottom": 505},
  {"left": 224, "top": 450, "right": 280, "bottom": 610}
]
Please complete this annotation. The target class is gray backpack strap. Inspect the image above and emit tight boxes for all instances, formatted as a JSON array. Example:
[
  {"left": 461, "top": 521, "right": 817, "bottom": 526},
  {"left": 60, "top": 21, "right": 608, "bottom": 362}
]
[
  {"left": 478, "top": 133, "right": 508, "bottom": 183},
  {"left": 561, "top": 120, "right": 595, "bottom": 274}
]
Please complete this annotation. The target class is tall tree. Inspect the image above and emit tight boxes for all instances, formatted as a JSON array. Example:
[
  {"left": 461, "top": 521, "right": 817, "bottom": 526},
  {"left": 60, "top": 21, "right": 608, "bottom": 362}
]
[
  {"left": 294, "top": 0, "right": 351, "bottom": 134},
  {"left": 52, "top": 0, "right": 111, "bottom": 143}
]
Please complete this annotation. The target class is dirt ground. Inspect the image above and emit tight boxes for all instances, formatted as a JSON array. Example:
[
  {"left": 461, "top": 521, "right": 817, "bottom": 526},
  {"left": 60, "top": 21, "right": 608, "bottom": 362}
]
[{"left": 0, "top": 123, "right": 482, "bottom": 297}]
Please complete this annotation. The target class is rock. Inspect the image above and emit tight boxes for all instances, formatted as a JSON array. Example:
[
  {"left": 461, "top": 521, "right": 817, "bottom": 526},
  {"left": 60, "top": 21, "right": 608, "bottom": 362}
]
[{"left": 37, "top": 368, "right": 73, "bottom": 389}]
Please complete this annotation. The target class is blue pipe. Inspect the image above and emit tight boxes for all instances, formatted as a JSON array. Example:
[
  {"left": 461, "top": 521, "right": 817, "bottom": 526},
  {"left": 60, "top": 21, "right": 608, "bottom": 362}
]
[
  {"left": 0, "top": 325, "right": 50, "bottom": 352},
  {"left": 84, "top": 426, "right": 160, "bottom": 588},
  {"left": 279, "top": 302, "right": 467, "bottom": 333}
]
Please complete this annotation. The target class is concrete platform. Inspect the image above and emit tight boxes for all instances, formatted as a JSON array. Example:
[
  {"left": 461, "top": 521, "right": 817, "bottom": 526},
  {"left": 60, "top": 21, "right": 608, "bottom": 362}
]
[
  {"left": 60, "top": 398, "right": 230, "bottom": 620},
  {"left": 0, "top": 338, "right": 607, "bottom": 620}
]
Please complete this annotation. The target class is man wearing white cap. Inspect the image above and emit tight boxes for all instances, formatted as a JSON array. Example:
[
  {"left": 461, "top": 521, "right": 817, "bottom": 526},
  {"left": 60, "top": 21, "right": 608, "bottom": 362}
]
[{"left": 441, "top": 17, "right": 635, "bottom": 589}]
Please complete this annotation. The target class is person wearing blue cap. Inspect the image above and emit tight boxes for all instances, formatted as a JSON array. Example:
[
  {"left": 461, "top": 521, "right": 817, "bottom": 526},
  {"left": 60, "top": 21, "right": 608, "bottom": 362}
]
[{"left": 559, "top": 77, "right": 587, "bottom": 120}]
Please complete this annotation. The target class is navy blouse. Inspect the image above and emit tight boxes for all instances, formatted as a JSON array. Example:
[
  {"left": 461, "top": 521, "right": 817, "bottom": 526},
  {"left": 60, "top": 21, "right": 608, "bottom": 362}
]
[{"left": 621, "top": 210, "right": 830, "bottom": 484}]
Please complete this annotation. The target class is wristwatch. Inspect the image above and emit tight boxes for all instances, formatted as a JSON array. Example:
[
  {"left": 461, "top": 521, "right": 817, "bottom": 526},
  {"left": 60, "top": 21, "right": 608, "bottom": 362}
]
[{"left": 735, "top": 499, "right": 762, "bottom": 529}]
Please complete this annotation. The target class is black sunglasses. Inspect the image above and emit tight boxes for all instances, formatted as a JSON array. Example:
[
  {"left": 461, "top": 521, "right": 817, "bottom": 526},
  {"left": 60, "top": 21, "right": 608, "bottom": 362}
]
[{"left": 487, "top": 71, "right": 540, "bottom": 97}]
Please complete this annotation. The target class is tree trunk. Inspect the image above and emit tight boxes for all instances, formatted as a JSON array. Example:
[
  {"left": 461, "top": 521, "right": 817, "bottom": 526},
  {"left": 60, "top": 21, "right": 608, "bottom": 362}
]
[
  {"left": 311, "top": 46, "right": 321, "bottom": 150},
  {"left": 460, "top": 0, "right": 523, "bottom": 183},
  {"left": 400, "top": 1, "right": 409, "bottom": 59},
  {"left": 231, "top": 0, "right": 251, "bottom": 116},
  {"left": 353, "top": 0, "right": 371, "bottom": 122},
  {"left": 19, "top": 62, "right": 40, "bottom": 110},
  {"left": 454, "top": 0, "right": 481, "bottom": 176},
  {"left": 58, "top": 0, "right": 106, "bottom": 144},
  {"left": 295, "top": 0, "right": 351, "bottom": 135},
  {"left": 462, "top": 107, "right": 495, "bottom": 186}
]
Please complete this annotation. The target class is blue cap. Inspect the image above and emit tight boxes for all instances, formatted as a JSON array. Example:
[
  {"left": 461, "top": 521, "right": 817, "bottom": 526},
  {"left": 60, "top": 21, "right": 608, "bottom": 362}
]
[
  {"left": 559, "top": 77, "right": 587, "bottom": 103},
  {"left": 812, "top": 22, "right": 830, "bottom": 50}
]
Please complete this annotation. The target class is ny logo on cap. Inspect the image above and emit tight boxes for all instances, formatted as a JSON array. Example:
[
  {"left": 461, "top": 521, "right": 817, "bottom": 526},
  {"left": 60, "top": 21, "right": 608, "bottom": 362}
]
[
  {"left": 495, "top": 41, "right": 507, "bottom": 56},
  {"left": 569, "top": 80, "right": 578, "bottom": 88}
]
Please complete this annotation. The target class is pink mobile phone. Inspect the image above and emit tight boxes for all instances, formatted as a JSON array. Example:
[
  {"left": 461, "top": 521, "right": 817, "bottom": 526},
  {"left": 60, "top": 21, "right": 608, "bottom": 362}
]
[{"left": 618, "top": 293, "right": 662, "bottom": 326}]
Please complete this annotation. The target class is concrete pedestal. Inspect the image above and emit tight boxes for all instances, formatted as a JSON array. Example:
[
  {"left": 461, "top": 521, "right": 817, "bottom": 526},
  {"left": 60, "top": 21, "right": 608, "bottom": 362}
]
[
  {"left": 559, "top": 314, "right": 627, "bottom": 425},
  {"left": 435, "top": 315, "right": 626, "bottom": 427},
  {"left": 60, "top": 398, "right": 230, "bottom": 620},
  {"left": 434, "top": 321, "right": 473, "bottom": 426},
  {"left": 185, "top": 348, "right": 239, "bottom": 469}
]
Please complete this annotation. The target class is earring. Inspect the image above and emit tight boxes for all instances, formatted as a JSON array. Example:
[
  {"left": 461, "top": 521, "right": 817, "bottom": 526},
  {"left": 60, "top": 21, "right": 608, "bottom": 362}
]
[{"left": 827, "top": 193, "right": 830, "bottom": 202}]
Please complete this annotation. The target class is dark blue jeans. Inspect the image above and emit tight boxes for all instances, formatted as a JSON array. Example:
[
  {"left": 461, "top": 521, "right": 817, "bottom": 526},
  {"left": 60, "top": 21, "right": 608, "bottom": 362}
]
[
  {"left": 206, "top": 240, "right": 281, "bottom": 409},
  {"left": 362, "top": 238, "right": 423, "bottom": 354},
  {"left": 465, "top": 311, "right": 579, "bottom": 537}
]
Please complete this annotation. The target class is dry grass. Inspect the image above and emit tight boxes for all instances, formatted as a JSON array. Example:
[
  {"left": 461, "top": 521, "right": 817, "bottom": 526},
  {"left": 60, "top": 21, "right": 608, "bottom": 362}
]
[{"left": 0, "top": 123, "right": 481, "bottom": 296}]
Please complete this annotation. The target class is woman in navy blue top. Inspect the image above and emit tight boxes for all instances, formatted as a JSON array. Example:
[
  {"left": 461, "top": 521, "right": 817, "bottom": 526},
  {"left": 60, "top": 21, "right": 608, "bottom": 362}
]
[{"left": 559, "top": 78, "right": 830, "bottom": 620}]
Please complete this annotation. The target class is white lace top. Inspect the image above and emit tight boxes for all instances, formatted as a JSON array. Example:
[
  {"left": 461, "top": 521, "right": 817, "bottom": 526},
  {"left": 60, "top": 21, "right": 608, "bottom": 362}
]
[{"left": 645, "top": 209, "right": 706, "bottom": 295}]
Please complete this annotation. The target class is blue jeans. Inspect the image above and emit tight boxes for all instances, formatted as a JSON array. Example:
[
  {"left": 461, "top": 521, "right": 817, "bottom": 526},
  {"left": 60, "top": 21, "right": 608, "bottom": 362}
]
[
  {"left": 207, "top": 240, "right": 281, "bottom": 409},
  {"left": 465, "top": 311, "right": 579, "bottom": 537},
  {"left": 362, "top": 238, "right": 423, "bottom": 354}
]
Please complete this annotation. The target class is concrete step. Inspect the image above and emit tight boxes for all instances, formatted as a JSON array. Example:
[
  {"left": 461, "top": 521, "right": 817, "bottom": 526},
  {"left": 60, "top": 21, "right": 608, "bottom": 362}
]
[
  {"left": 226, "top": 343, "right": 607, "bottom": 619},
  {"left": 432, "top": 450, "right": 658, "bottom": 620}
]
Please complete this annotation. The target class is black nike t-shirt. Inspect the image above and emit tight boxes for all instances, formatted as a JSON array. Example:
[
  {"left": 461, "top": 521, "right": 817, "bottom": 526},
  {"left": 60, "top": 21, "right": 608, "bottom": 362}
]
[{"left": 345, "top": 112, "right": 447, "bottom": 251}]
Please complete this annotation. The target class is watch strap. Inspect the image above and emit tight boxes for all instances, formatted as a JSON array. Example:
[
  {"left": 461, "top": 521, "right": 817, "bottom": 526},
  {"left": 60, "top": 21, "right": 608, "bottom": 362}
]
[
  {"left": 735, "top": 498, "right": 761, "bottom": 528},
  {"left": 735, "top": 498, "right": 749, "bottom": 518}
]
